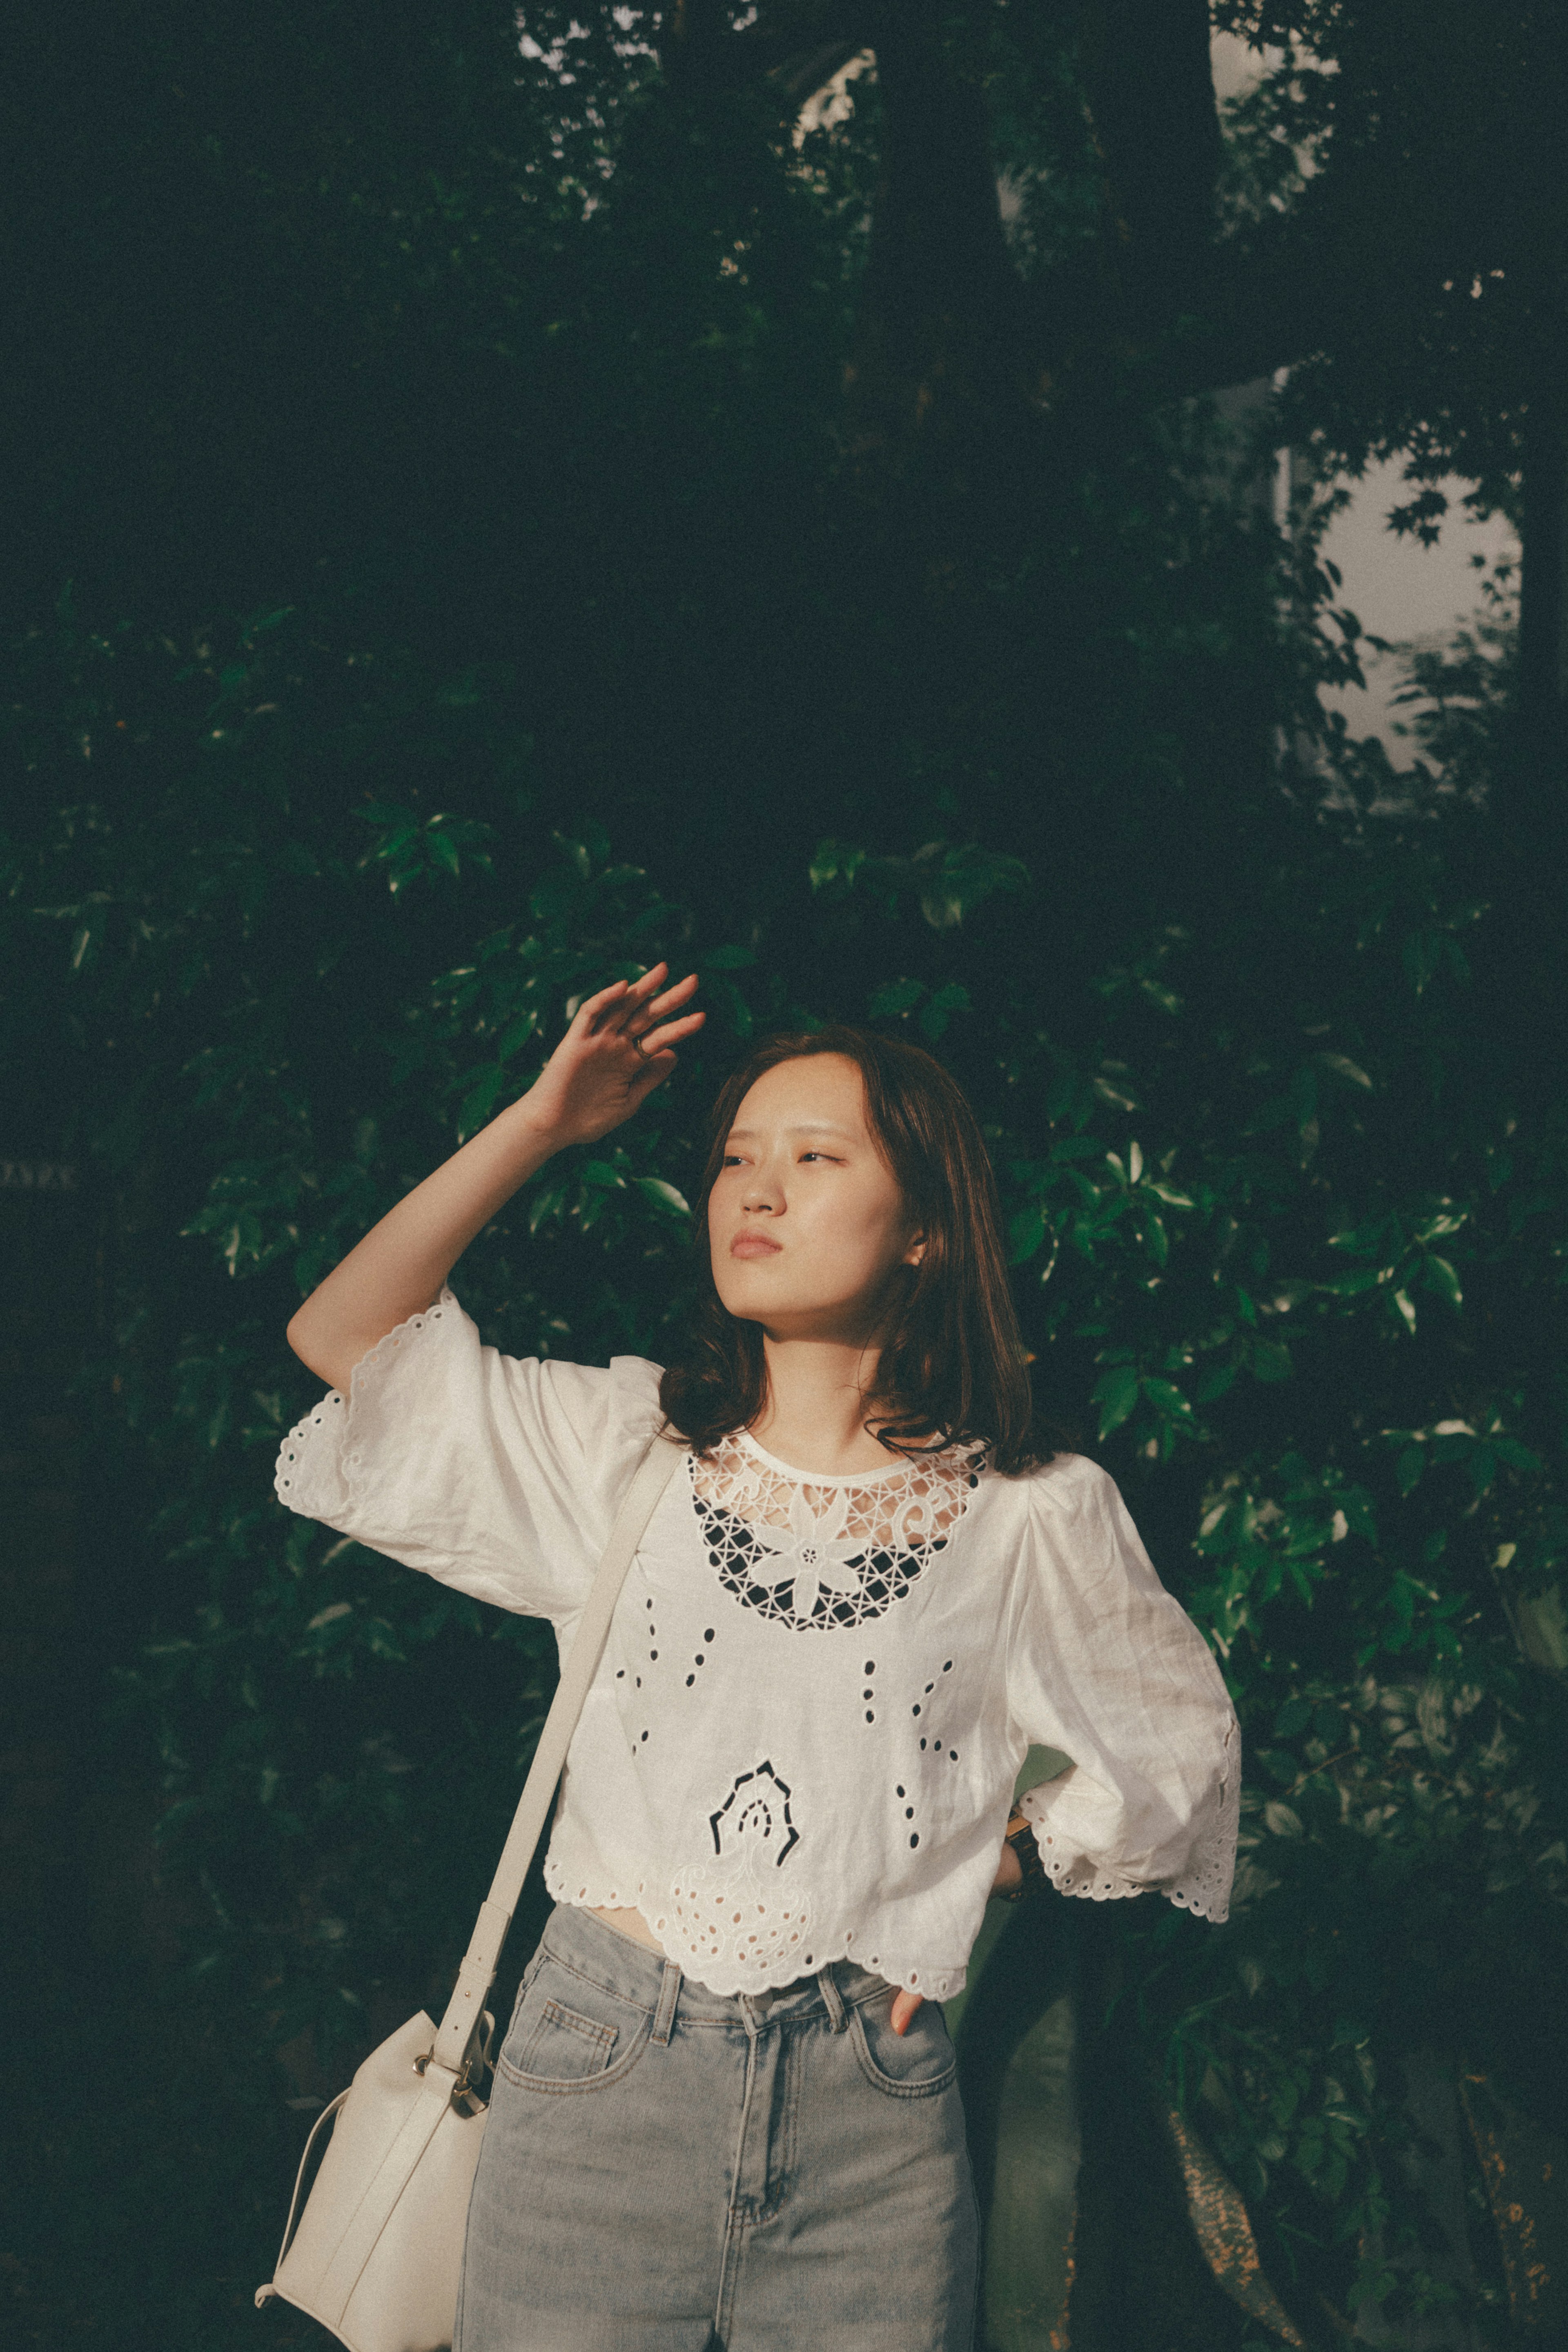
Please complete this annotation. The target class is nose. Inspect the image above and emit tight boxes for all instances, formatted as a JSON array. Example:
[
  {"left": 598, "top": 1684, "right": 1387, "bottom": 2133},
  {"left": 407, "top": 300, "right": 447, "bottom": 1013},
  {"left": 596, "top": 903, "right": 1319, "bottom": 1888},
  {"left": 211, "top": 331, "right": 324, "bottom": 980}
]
[{"left": 742, "top": 1166, "right": 783, "bottom": 1215}]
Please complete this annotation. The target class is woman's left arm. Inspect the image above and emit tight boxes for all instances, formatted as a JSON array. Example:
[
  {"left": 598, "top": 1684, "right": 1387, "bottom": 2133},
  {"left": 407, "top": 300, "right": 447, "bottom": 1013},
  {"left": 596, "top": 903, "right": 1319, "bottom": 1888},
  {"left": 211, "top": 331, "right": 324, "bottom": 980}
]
[
  {"left": 892, "top": 1462, "right": 1239, "bottom": 2035},
  {"left": 889, "top": 1817, "right": 1045, "bottom": 2033},
  {"left": 1007, "top": 1460, "right": 1240, "bottom": 1915}
]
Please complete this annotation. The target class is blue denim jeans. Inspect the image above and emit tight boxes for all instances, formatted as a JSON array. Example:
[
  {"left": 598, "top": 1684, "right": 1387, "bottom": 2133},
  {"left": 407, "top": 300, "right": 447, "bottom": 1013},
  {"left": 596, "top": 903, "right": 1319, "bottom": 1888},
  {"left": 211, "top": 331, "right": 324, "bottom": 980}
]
[{"left": 456, "top": 1903, "right": 980, "bottom": 2351}]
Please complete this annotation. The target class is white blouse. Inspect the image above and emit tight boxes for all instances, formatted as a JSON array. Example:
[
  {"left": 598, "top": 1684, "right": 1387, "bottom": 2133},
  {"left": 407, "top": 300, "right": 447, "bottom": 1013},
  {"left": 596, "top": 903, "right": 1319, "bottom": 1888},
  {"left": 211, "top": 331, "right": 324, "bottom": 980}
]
[{"left": 274, "top": 1290, "right": 1239, "bottom": 1999}]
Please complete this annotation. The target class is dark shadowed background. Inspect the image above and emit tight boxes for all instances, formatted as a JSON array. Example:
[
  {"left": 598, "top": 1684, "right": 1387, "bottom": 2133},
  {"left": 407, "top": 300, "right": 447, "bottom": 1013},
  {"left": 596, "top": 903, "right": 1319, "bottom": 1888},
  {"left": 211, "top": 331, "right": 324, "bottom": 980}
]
[{"left": 3, "top": 5, "right": 1566, "bottom": 2347}]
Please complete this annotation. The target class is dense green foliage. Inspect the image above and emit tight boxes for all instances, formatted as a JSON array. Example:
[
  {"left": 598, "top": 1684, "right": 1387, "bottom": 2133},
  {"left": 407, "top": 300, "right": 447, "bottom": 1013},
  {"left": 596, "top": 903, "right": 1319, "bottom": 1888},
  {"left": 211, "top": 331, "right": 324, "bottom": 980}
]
[
  {"left": 9, "top": 581, "right": 1564, "bottom": 2345},
  {"left": 4, "top": 5, "right": 1566, "bottom": 2347}
]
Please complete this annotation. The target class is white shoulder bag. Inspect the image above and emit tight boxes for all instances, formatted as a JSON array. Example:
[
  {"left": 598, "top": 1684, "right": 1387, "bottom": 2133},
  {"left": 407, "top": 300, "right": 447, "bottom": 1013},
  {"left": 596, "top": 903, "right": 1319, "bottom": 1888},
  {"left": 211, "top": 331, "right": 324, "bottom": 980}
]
[{"left": 256, "top": 1430, "right": 685, "bottom": 2352}]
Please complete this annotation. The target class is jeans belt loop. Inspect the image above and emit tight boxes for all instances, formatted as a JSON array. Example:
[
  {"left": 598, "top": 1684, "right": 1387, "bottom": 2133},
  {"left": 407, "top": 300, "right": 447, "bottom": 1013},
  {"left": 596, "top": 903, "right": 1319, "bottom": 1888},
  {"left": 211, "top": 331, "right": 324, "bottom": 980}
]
[
  {"left": 650, "top": 1956, "right": 683, "bottom": 2047},
  {"left": 817, "top": 1964, "right": 848, "bottom": 2033}
]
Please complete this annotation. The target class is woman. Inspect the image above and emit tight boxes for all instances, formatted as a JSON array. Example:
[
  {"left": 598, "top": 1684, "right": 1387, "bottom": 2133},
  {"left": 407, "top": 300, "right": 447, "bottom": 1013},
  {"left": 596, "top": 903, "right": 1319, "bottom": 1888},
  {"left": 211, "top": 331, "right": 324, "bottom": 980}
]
[{"left": 276, "top": 963, "right": 1239, "bottom": 2352}]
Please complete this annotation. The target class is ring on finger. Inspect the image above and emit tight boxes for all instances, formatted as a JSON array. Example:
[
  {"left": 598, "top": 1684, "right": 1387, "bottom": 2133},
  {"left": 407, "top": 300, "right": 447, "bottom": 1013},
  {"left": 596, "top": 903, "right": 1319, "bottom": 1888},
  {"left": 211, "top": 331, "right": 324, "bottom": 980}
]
[{"left": 630, "top": 1027, "right": 650, "bottom": 1058}]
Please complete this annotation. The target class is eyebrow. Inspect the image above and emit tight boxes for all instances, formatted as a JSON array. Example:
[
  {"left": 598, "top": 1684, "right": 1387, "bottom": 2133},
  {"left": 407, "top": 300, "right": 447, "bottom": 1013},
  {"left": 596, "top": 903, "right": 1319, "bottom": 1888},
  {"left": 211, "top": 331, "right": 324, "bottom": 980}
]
[{"left": 725, "top": 1121, "right": 860, "bottom": 1142}]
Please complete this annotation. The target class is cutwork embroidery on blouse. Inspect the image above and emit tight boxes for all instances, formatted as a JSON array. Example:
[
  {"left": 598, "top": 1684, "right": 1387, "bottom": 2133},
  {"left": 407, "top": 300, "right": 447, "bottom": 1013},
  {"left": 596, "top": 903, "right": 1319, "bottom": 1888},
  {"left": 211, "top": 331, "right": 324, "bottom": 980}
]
[
  {"left": 667, "top": 1761, "right": 815, "bottom": 1975},
  {"left": 688, "top": 1435, "right": 983, "bottom": 1631},
  {"left": 273, "top": 1294, "right": 452, "bottom": 1507},
  {"left": 1024, "top": 1719, "right": 1240, "bottom": 1922},
  {"left": 1166, "top": 1719, "right": 1240, "bottom": 1922}
]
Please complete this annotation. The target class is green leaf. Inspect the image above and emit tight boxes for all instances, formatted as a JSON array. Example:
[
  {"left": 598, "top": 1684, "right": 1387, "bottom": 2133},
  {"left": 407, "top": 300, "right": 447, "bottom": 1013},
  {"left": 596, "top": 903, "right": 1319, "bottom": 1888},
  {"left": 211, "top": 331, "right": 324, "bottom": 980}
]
[
  {"left": 527, "top": 1181, "right": 568, "bottom": 1236},
  {"left": 1315, "top": 1052, "right": 1374, "bottom": 1090},
  {"left": 634, "top": 1176, "right": 690, "bottom": 1218},
  {"left": 1421, "top": 1254, "right": 1462, "bottom": 1309},
  {"left": 1008, "top": 1203, "right": 1048, "bottom": 1266},
  {"left": 1321, "top": 1265, "right": 1384, "bottom": 1298},
  {"left": 913, "top": 843, "right": 1030, "bottom": 930},
  {"left": 1414, "top": 1206, "right": 1468, "bottom": 1242},
  {"left": 919, "top": 981, "right": 972, "bottom": 1041},
  {"left": 1093, "top": 1364, "right": 1142, "bottom": 1438},
  {"left": 494, "top": 1008, "right": 539, "bottom": 1060},
  {"left": 244, "top": 604, "right": 295, "bottom": 638},
  {"left": 1141, "top": 1377, "right": 1194, "bottom": 1420},
  {"left": 458, "top": 1064, "right": 510, "bottom": 1139},
  {"left": 808, "top": 838, "right": 866, "bottom": 894},
  {"left": 868, "top": 977, "right": 926, "bottom": 1019}
]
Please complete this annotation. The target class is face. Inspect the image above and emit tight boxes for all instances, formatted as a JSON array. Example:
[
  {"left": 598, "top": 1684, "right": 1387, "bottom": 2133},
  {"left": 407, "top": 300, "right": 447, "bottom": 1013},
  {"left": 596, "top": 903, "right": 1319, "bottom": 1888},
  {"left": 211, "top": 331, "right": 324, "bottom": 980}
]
[{"left": 708, "top": 1054, "right": 925, "bottom": 1346}]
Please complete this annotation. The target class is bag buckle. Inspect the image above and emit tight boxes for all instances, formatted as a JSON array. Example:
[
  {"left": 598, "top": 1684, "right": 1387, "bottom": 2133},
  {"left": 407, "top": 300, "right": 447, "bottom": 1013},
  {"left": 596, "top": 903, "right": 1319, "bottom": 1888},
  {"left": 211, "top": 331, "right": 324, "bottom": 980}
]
[{"left": 414, "top": 2008, "right": 492, "bottom": 2108}]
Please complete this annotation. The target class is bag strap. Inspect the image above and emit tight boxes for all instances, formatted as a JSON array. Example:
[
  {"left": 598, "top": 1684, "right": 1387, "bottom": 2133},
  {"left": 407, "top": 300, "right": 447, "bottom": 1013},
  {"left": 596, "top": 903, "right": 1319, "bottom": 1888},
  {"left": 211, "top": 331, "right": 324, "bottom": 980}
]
[
  {"left": 256, "top": 2087, "right": 351, "bottom": 2305},
  {"left": 427, "top": 1427, "right": 685, "bottom": 2078}
]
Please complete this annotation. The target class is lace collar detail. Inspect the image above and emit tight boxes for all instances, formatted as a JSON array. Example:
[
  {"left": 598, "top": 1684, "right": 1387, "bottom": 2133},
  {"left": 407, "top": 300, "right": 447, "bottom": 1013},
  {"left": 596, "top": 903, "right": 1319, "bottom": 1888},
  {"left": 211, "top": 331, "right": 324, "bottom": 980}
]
[{"left": 688, "top": 1427, "right": 984, "bottom": 1631}]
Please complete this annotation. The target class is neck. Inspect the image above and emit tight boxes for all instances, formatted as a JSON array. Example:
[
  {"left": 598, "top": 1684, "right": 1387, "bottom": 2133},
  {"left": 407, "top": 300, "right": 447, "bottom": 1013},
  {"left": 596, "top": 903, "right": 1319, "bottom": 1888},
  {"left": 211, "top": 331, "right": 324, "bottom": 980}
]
[{"left": 749, "top": 1329, "right": 895, "bottom": 1475}]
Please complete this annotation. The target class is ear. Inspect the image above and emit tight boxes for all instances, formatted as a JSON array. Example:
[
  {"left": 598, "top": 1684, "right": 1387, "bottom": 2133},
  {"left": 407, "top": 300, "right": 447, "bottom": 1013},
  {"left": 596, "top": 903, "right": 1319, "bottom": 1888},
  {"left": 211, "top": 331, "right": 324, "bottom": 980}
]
[{"left": 903, "top": 1231, "right": 927, "bottom": 1268}]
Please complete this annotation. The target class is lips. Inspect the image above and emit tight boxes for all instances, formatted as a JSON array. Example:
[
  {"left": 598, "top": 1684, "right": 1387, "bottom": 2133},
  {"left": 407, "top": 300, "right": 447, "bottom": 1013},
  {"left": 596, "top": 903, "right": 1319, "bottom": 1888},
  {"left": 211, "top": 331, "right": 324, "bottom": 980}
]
[{"left": 730, "top": 1233, "right": 783, "bottom": 1259}]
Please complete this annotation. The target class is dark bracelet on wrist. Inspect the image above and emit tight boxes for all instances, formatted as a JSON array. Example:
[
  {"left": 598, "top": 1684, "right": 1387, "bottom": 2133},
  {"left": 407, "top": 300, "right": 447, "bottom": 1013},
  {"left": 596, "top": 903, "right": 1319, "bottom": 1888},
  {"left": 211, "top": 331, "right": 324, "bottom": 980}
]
[{"left": 1001, "top": 1806, "right": 1048, "bottom": 1902}]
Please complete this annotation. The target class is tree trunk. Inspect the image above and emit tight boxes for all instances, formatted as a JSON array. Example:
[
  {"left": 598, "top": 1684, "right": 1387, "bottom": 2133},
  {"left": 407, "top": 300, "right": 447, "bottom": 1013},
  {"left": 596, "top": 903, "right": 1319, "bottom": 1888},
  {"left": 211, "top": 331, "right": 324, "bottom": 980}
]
[{"left": 1074, "top": 0, "right": 1221, "bottom": 319}]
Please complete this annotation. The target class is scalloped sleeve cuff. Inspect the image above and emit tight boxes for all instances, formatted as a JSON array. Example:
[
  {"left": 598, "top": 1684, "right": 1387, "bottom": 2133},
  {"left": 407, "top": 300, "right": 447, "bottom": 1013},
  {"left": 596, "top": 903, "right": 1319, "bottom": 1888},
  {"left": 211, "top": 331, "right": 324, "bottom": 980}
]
[
  {"left": 1019, "top": 1726, "right": 1240, "bottom": 1920},
  {"left": 1007, "top": 1455, "right": 1240, "bottom": 1923},
  {"left": 273, "top": 1288, "right": 666, "bottom": 1623}
]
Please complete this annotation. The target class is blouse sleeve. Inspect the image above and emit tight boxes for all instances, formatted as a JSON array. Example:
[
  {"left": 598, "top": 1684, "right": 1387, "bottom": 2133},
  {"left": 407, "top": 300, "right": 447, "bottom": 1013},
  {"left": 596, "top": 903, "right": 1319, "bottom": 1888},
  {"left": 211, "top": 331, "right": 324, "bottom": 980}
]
[
  {"left": 1006, "top": 1454, "right": 1240, "bottom": 1923},
  {"left": 272, "top": 1287, "right": 666, "bottom": 1626}
]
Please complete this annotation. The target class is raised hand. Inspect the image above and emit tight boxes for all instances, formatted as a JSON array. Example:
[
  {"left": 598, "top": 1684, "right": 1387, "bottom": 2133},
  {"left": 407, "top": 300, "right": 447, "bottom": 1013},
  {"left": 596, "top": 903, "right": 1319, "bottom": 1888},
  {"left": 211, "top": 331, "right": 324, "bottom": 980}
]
[
  {"left": 284, "top": 965, "right": 704, "bottom": 1391},
  {"left": 521, "top": 965, "right": 704, "bottom": 1149}
]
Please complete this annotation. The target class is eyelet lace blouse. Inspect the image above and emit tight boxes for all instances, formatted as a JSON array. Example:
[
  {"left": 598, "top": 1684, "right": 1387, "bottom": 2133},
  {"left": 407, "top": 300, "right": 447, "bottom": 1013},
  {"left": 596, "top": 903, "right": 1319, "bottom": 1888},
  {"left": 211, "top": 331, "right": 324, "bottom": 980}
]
[{"left": 274, "top": 1289, "right": 1240, "bottom": 1999}]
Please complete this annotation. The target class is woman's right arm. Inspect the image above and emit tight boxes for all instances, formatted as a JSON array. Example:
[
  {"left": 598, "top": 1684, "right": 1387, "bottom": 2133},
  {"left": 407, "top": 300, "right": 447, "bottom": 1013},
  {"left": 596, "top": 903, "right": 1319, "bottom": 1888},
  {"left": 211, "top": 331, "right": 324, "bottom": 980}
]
[{"left": 285, "top": 964, "right": 703, "bottom": 1394}]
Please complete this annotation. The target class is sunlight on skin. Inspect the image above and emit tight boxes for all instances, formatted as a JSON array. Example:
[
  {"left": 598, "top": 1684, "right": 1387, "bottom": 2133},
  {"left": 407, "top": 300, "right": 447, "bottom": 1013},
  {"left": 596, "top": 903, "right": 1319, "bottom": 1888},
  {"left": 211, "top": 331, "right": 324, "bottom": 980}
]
[
  {"left": 708, "top": 1054, "right": 929, "bottom": 1476},
  {"left": 597, "top": 1048, "right": 1026, "bottom": 2018},
  {"left": 288, "top": 975, "right": 1025, "bottom": 2029},
  {"left": 715, "top": 1051, "right": 1024, "bottom": 2029}
]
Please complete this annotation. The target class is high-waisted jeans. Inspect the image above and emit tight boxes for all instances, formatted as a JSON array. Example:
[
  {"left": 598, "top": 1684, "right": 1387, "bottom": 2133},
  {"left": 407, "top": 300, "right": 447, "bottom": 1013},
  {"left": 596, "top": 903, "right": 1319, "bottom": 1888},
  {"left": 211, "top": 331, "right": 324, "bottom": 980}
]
[{"left": 456, "top": 1902, "right": 980, "bottom": 2351}]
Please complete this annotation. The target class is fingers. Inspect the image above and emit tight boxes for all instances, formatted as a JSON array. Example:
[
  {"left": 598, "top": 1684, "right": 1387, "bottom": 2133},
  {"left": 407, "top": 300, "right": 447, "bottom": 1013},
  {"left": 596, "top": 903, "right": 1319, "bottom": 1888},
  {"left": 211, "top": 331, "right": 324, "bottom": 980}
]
[
  {"left": 637, "top": 1007, "right": 706, "bottom": 1055},
  {"left": 614, "top": 963, "right": 674, "bottom": 1019},
  {"left": 623, "top": 968, "right": 700, "bottom": 1034},
  {"left": 890, "top": 1990, "right": 924, "bottom": 2036},
  {"left": 583, "top": 965, "right": 702, "bottom": 1041},
  {"left": 575, "top": 976, "right": 631, "bottom": 1032},
  {"left": 647, "top": 970, "right": 701, "bottom": 1017}
]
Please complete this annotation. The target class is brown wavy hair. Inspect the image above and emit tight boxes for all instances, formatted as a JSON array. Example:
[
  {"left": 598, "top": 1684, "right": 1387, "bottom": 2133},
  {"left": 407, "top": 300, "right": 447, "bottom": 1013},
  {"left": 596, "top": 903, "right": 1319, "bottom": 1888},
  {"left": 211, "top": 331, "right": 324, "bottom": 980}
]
[{"left": 658, "top": 1026, "right": 1056, "bottom": 1475}]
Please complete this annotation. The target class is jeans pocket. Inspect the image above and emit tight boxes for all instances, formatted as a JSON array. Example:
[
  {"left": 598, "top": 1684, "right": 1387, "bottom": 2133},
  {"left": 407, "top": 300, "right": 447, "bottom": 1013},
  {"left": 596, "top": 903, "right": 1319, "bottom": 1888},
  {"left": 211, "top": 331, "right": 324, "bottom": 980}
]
[
  {"left": 498, "top": 1960, "right": 650, "bottom": 2091},
  {"left": 850, "top": 1991, "right": 959, "bottom": 2099}
]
